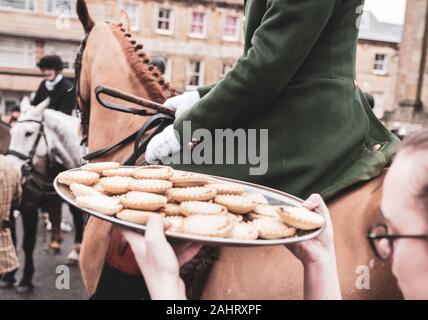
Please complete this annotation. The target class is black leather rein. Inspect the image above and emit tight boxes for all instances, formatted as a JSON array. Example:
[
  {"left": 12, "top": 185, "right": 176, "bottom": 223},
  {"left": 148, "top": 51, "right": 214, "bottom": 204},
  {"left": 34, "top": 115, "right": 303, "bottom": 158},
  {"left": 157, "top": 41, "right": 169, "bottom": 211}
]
[{"left": 83, "top": 112, "right": 174, "bottom": 165}]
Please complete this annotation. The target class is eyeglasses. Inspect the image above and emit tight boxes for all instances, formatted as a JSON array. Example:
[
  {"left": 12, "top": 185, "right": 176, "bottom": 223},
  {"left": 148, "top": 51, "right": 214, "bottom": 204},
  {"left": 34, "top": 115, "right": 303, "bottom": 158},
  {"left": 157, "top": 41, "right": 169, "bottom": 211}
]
[{"left": 367, "top": 223, "right": 428, "bottom": 260}]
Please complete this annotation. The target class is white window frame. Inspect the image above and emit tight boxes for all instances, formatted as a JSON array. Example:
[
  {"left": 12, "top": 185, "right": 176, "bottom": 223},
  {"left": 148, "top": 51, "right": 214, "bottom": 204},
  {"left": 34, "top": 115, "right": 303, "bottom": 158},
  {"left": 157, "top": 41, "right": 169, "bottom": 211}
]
[
  {"left": 372, "top": 91, "right": 385, "bottom": 119},
  {"left": 222, "top": 14, "right": 240, "bottom": 42},
  {"left": 164, "top": 57, "right": 172, "bottom": 83},
  {"left": 221, "top": 62, "right": 235, "bottom": 78},
  {"left": 155, "top": 6, "right": 174, "bottom": 35},
  {"left": 0, "top": 0, "right": 36, "bottom": 12},
  {"left": 0, "top": 37, "right": 36, "bottom": 68},
  {"left": 372, "top": 53, "right": 388, "bottom": 75},
  {"left": 186, "top": 60, "right": 204, "bottom": 90},
  {"left": 189, "top": 11, "right": 207, "bottom": 39},
  {"left": 45, "top": 0, "right": 77, "bottom": 17},
  {"left": 123, "top": 2, "right": 140, "bottom": 32}
]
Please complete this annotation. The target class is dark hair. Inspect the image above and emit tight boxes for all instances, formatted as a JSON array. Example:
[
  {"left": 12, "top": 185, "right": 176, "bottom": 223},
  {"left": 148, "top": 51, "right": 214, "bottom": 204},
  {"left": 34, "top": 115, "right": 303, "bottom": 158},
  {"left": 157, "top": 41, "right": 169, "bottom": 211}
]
[
  {"left": 399, "top": 130, "right": 428, "bottom": 213},
  {"left": 149, "top": 56, "right": 166, "bottom": 74},
  {"left": 11, "top": 106, "right": 20, "bottom": 113},
  {"left": 37, "top": 55, "right": 64, "bottom": 71}
]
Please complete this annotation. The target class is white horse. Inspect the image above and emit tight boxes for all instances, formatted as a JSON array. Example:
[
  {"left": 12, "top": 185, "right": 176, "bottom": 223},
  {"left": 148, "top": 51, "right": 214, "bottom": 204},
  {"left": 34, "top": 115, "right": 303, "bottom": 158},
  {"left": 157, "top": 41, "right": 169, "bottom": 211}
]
[
  {"left": 6, "top": 97, "right": 83, "bottom": 293},
  {"left": 9, "top": 97, "right": 81, "bottom": 170}
]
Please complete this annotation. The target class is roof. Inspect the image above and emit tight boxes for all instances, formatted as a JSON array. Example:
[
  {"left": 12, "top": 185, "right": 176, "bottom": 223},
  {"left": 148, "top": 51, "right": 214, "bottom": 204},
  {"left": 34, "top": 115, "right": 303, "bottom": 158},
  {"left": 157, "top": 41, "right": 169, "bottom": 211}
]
[{"left": 358, "top": 11, "right": 403, "bottom": 44}]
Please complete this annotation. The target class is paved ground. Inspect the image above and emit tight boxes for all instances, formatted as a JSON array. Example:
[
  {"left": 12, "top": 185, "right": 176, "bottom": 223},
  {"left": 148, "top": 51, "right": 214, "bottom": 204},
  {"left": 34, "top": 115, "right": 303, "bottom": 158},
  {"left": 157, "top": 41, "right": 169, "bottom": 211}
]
[{"left": 0, "top": 205, "right": 87, "bottom": 300}]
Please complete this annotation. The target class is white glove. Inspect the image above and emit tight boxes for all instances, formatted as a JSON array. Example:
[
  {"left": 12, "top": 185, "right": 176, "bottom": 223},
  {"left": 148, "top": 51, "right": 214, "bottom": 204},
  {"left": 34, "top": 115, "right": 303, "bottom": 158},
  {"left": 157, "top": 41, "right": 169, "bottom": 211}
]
[
  {"left": 164, "top": 91, "right": 200, "bottom": 118},
  {"left": 145, "top": 125, "right": 181, "bottom": 164}
]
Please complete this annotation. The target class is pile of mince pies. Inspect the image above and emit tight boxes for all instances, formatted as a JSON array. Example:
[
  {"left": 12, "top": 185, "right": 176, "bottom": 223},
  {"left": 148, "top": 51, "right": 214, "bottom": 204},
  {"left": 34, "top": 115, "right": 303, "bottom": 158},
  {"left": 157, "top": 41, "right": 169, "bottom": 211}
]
[{"left": 57, "top": 163, "right": 326, "bottom": 241}]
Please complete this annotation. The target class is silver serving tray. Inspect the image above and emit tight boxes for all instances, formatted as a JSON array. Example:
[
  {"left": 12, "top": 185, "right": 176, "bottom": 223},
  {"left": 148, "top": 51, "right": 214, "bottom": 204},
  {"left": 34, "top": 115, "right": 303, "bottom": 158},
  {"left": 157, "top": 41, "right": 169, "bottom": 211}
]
[{"left": 54, "top": 168, "right": 325, "bottom": 247}]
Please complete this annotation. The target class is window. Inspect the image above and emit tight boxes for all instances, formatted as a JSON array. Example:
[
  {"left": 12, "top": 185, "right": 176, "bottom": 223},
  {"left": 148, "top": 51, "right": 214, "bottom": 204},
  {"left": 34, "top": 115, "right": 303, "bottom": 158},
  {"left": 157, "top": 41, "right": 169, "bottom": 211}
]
[
  {"left": 190, "top": 12, "right": 207, "bottom": 38},
  {"left": 187, "top": 60, "right": 203, "bottom": 89},
  {"left": 0, "top": 0, "right": 35, "bottom": 11},
  {"left": 163, "top": 57, "right": 172, "bottom": 83},
  {"left": 44, "top": 41, "right": 79, "bottom": 70},
  {"left": 46, "top": 0, "right": 76, "bottom": 16},
  {"left": 156, "top": 7, "right": 173, "bottom": 34},
  {"left": 373, "top": 53, "right": 388, "bottom": 75},
  {"left": 0, "top": 36, "right": 36, "bottom": 68},
  {"left": 5, "top": 99, "right": 19, "bottom": 114},
  {"left": 221, "top": 62, "right": 235, "bottom": 78},
  {"left": 124, "top": 3, "right": 140, "bottom": 32},
  {"left": 372, "top": 92, "right": 385, "bottom": 119},
  {"left": 223, "top": 15, "right": 239, "bottom": 41}
]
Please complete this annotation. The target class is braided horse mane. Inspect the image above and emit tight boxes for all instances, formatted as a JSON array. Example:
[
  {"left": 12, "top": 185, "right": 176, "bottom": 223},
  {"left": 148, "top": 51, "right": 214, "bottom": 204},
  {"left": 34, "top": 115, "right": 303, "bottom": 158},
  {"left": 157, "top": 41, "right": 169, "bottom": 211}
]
[
  {"left": 109, "top": 22, "right": 176, "bottom": 103},
  {"left": 75, "top": 18, "right": 176, "bottom": 140}
]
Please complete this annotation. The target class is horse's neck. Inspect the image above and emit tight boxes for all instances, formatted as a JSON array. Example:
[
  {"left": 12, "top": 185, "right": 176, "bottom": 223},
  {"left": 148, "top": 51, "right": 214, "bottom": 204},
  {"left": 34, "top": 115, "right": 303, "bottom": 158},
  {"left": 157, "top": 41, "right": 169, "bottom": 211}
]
[
  {"left": 85, "top": 23, "right": 169, "bottom": 163},
  {"left": 43, "top": 110, "right": 81, "bottom": 169}
]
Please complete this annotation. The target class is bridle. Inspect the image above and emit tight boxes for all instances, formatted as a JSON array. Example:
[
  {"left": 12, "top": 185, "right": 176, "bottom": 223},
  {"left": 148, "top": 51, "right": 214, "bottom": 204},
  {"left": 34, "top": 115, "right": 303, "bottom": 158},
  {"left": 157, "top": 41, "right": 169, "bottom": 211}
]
[
  {"left": 6, "top": 118, "right": 56, "bottom": 197},
  {"left": 74, "top": 30, "right": 91, "bottom": 142},
  {"left": 73, "top": 23, "right": 175, "bottom": 165},
  {"left": 7, "top": 119, "right": 47, "bottom": 175}
]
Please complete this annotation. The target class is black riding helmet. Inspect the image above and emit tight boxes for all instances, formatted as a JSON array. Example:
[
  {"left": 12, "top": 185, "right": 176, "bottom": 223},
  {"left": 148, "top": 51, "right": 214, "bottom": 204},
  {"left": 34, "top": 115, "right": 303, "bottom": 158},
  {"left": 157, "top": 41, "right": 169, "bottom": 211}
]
[
  {"left": 149, "top": 56, "right": 166, "bottom": 74},
  {"left": 37, "top": 55, "right": 64, "bottom": 71}
]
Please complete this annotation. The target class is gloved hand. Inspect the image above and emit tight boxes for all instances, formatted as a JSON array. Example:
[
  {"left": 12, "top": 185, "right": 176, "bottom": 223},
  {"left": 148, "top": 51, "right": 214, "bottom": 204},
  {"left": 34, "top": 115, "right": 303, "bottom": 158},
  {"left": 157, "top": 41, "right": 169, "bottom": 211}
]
[
  {"left": 145, "top": 125, "right": 181, "bottom": 164},
  {"left": 164, "top": 91, "right": 200, "bottom": 118}
]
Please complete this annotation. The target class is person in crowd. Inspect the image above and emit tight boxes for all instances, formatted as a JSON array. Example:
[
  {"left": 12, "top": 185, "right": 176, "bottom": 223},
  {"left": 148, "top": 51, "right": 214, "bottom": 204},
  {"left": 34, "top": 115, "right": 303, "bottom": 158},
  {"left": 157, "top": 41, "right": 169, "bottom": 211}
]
[
  {"left": 149, "top": 57, "right": 166, "bottom": 75},
  {"left": 0, "top": 114, "right": 11, "bottom": 126},
  {"left": 9, "top": 106, "right": 20, "bottom": 124},
  {"left": 0, "top": 155, "right": 22, "bottom": 289},
  {"left": 0, "top": 105, "right": 20, "bottom": 126},
  {"left": 121, "top": 130, "right": 428, "bottom": 300},
  {"left": 32, "top": 54, "right": 83, "bottom": 262},
  {"left": 145, "top": 0, "right": 399, "bottom": 205},
  {"left": 32, "top": 55, "right": 75, "bottom": 115}
]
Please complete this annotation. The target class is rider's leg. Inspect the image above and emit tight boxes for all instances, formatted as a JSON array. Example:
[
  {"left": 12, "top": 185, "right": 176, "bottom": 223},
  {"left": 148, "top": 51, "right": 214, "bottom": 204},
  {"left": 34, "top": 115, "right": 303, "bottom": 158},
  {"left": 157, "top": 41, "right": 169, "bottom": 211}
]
[
  {"left": 19, "top": 205, "right": 38, "bottom": 289},
  {"left": 67, "top": 205, "right": 84, "bottom": 264},
  {"left": 46, "top": 197, "right": 63, "bottom": 251},
  {"left": 69, "top": 205, "right": 84, "bottom": 244}
]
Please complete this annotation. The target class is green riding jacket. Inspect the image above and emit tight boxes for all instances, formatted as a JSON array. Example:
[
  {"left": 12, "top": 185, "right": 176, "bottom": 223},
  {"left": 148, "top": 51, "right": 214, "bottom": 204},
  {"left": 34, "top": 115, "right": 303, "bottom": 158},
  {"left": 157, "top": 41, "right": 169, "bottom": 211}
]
[{"left": 173, "top": 0, "right": 400, "bottom": 200}]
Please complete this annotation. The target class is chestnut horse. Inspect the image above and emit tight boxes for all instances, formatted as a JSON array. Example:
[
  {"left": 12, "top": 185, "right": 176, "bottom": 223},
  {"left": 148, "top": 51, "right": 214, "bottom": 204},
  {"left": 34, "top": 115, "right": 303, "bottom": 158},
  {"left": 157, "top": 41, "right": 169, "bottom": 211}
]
[
  {"left": 75, "top": 1, "right": 219, "bottom": 300},
  {"left": 76, "top": 0, "right": 402, "bottom": 299}
]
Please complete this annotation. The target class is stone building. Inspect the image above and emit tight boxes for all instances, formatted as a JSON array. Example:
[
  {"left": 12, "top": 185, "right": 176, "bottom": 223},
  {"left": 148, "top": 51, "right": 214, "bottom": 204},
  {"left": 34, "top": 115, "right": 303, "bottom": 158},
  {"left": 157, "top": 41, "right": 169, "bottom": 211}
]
[
  {"left": 1, "top": 0, "right": 418, "bottom": 134},
  {"left": 356, "top": 11, "right": 402, "bottom": 119},
  {"left": 385, "top": 0, "right": 428, "bottom": 135},
  {"left": 0, "top": 0, "right": 243, "bottom": 114}
]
